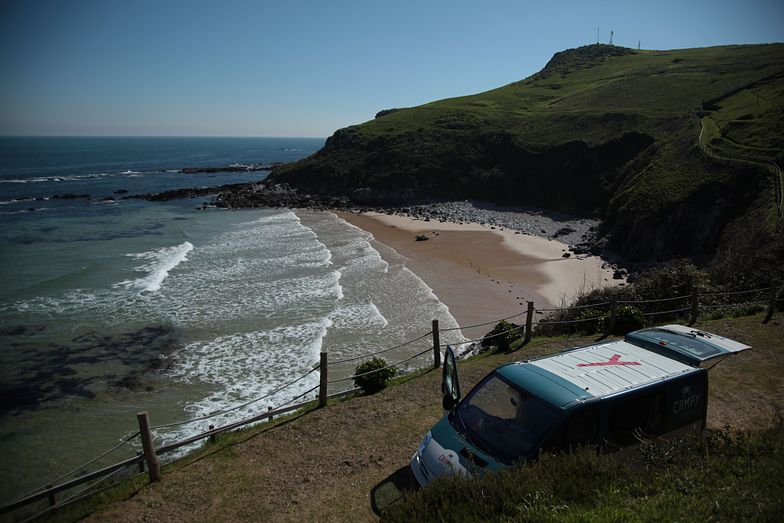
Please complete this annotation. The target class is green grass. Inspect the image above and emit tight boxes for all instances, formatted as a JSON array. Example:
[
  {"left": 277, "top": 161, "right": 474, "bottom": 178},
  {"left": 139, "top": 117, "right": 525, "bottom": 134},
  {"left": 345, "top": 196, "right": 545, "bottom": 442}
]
[
  {"left": 700, "top": 72, "right": 784, "bottom": 165},
  {"left": 28, "top": 313, "right": 784, "bottom": 522},
  {"left": 271, "top": 42, "right": 784, "bottom": 262},
  {"left": 382, "top": 427, "right": 784, "bottom": 522}
]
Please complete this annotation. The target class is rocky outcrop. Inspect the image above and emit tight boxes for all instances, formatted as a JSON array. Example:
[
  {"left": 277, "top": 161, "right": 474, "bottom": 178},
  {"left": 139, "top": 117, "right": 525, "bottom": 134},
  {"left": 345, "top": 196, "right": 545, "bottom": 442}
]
[{"left": 267, "top": 130, "right": 654, "bottom": 216}]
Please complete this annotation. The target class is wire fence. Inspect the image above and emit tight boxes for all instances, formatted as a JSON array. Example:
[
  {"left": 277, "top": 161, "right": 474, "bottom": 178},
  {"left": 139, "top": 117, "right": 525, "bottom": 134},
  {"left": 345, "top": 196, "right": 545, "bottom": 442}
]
[
  {"left": 4, "top": 281, "right": 781, "bottom": 519},
  {"left": 151, "top": 366, "right": 320, "bottom": 430}
]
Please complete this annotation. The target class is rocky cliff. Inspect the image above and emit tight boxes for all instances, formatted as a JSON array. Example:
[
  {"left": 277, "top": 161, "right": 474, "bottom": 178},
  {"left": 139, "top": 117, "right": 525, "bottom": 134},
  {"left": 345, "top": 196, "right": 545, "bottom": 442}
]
[{"left": 267, "top": 43, "right": 784, "bottom": 262}]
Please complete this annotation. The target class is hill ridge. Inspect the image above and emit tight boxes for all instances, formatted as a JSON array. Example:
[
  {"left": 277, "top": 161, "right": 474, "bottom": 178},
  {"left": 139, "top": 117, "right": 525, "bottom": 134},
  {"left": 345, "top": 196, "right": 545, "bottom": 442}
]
[{"left": 267, "top": 42, "right": 784, "bottom": 263}]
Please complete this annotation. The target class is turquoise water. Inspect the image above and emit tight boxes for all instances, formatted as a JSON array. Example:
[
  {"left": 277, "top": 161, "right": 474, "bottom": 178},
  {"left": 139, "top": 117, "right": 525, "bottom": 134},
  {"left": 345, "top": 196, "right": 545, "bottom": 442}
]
[{"left": 0, "top": 138, "right": 465, "bottom": 504}]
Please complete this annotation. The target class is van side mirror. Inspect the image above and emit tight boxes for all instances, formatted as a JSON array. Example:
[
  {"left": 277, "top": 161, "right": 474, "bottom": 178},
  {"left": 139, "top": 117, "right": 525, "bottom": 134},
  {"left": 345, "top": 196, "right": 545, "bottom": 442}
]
[{"left": 442, "top": 393, "right": 457, "bottom": 411}]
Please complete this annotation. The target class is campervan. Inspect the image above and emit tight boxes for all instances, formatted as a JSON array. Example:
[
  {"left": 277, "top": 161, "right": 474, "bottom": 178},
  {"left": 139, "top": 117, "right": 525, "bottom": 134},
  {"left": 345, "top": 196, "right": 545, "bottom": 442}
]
[{"left": 410, "top": 325, "right": 749, "bottom": 486}]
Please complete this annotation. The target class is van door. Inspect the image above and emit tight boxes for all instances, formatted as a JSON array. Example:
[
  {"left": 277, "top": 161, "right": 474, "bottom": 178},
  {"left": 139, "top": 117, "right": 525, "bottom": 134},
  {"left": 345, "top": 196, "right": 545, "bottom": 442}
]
[{"left": 442, "top": 346, "right": 461, "bottom": 411}]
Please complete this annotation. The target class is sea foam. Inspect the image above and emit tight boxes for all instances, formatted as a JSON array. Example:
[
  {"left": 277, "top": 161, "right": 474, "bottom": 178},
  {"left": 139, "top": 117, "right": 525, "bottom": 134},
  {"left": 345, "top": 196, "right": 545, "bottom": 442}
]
[{"left": 116, "top": 241, "right": 194, "bottom": 292}]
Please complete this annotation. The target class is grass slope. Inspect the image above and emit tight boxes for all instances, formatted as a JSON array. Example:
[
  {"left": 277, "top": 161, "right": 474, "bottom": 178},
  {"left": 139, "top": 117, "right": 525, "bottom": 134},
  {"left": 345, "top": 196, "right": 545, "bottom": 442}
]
[
  {"left": 44, "top": 315, "right": 784, "bottom": 522},
  {"left": 271, "top": 43, "right": 784, "bottom": 261}
]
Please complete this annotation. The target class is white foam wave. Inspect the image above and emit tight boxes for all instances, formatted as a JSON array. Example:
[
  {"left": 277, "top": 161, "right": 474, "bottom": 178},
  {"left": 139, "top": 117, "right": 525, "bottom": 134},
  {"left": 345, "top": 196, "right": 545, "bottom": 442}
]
[
  {"left": 0, "top": 197, "right": 35, "bottom": 205},
  {"left": 328, "top": 302, "right": 388, "bottom": 332},
  {"left": 115, "top": 241, "right": 194, "bottom": 292},
  {"left": 161, "top": 319, "right": 330, "bottom": 442},
  {"left": 0, "top": 170, "right": 158, "bottom": 185}
]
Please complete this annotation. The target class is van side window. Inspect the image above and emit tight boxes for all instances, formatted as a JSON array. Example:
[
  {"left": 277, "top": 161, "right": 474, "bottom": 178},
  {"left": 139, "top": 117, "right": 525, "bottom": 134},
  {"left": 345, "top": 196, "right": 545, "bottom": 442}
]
[
  {"left": 607, "top": 392, "right": 665, "bottom": 446},
  {"left": 544, "top": 407, "right": 599, "bottom": 453}
]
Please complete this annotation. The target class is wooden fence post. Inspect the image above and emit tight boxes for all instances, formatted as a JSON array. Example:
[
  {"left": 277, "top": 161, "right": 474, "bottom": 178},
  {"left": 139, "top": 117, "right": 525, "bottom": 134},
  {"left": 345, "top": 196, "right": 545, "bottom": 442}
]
[
  {"left": 136, "top": 411, "right": 161, "bottom": 482},
  {"left": 690, "top": 287, "right": 699, "bottom": 325},
  {"left": 46, "top": 486, "right": 55, "bottom": 507},
  {"left": 524, "top": 301, "right": 534, "bottom": 343},
  {"left": 208, "top": 424, "right": 215, "bottom": 443},
  {"left": 432, "top": 319, "right": 441, "bottom": 369},
  {"left": 319, "top": 352, "right": 328, "bottom": 408},
  {"left": 606, "top": 296, "right": 617, "bottom": 335},
  {"left": 763, "top": 286, "right": 777, "bottom": 324}
]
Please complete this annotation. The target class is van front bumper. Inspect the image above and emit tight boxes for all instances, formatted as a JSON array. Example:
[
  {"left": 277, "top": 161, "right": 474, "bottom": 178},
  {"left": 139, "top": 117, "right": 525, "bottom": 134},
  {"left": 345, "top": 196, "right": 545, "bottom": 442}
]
[{"left": 409, "top": 451, "right": 430, "bottom": 487}]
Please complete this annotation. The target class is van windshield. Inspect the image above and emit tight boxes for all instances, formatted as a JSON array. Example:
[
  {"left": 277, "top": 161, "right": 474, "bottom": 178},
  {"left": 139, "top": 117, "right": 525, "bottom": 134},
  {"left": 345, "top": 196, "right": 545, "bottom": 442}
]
[{"left": 453, "top": 373, "right": 560, "bottom": 464}]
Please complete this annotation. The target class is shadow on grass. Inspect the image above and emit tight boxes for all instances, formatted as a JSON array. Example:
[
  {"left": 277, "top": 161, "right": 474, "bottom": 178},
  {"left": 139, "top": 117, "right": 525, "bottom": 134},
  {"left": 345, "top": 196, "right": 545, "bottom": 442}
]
[{"left": 370, "top": 465, "right": 419, "bottom": 516}]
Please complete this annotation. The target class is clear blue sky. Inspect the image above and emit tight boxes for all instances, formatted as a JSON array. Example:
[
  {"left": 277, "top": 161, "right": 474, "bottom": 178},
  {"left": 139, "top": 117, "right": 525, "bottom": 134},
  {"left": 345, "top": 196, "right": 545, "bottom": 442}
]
[{"left": 1, "top": 0, "right": 782, "bottom": 137}]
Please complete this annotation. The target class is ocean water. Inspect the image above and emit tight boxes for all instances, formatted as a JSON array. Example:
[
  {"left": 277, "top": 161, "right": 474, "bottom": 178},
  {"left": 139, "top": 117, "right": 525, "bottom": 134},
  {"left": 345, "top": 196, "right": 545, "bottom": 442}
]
[{"left": 0, "top": 137, "right": 464, "bottom": 504}]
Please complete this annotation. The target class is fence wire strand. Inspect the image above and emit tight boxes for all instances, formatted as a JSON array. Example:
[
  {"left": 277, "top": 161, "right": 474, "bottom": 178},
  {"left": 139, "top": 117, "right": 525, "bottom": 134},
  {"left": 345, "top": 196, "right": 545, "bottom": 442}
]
[
  {"left": 701, "top": 287, "right": 770, "bottom": 297},
  {"left": 535, "top": 301, "right": 611, "bottom": 313},
  {"left": 22, "top": 468, "right": 145, "bottom": 523},
  {"left": 641, "top": 306, "right": 692, "bottom": 317},
  {"left": 537, "top": 315, "right": 608, "bottom": 325},
  {"left": 329, "top": 347, "right": 431, "bottom": 384},
  {"left": 277, "top": 385, "right": 320, "bottom": 408},
  {"left": 152, "top": 366, "right": 319, "bottom": 430},
  {"left": 618, "top": 295, "right": 690, "bottom": 305},
  {"left": 439, "top": 311, "right": 525, "bottom": 332},
  {"left": 329, "top": 331, "right": 432, "bottom": 364},
  {"left": 699, "top": 300, "right": 768, "bottom": 310},
  {"left": 10, "top": 430, "right": 141, "bottom": 505},
  {"left": 440, "top": 324, "right": 526, "bottom": 348}
]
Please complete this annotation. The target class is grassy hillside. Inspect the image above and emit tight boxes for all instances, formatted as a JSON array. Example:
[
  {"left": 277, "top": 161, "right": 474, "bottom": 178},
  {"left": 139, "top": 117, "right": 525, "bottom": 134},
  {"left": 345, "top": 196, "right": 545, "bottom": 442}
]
[{"left": 269, "top": 43, "right": 784, "bottom": 262}]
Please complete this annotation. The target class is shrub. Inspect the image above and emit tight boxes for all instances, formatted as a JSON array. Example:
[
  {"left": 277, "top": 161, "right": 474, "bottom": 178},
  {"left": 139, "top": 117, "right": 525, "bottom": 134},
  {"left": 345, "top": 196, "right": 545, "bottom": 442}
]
[
  {"left": 482, "top": 320, "right": 523, "bottom": 352},
  {"left": 575, "top": 308, "right": 605, "bottom": 335},
  {"left": 353, "top": 358, "right": 396, "bottom": 394},
  {"left": 613, "top": 304, "right": 645, "bottom": 334}
]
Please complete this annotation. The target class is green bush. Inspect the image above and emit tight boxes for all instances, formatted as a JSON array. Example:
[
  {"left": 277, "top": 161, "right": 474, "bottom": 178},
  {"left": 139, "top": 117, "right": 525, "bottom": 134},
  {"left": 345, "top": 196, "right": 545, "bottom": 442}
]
[
  {"left": 613, "top": 304, "right": 645, "bottom": 334},
  {"left": 482, "top": 320, "right": 523, "bottom": 352},
  {"left": 353, "top": 358, "right": 396, "bottom": 394},
  {"left": 575, "top": 308, "right": 605, "bottom": 335}
]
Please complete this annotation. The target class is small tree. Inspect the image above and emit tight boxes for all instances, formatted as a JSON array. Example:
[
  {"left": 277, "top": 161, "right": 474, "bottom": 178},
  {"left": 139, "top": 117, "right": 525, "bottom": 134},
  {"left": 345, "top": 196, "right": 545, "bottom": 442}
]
[{"left": 354, "top": 358, "right": 397, "bottom": 394}]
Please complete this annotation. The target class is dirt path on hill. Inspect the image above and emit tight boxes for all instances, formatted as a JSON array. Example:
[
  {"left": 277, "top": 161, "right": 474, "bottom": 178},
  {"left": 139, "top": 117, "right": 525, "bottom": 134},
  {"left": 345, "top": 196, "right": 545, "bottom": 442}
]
[{"left": 87, "top": 318, "right": 784, "bottom": 522}]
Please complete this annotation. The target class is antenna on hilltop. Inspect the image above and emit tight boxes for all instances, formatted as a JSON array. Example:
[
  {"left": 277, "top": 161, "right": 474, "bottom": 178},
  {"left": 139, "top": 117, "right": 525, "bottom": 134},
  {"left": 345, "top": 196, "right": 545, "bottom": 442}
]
[
  {"left": 610, "top": 30, "right": 614, "bottom": 45},
  {"left": 597, "top": 27, "right": 599, "bottom": 45},
  {"left": 638, "top": 40, "right": 641, "bottom": 50}
]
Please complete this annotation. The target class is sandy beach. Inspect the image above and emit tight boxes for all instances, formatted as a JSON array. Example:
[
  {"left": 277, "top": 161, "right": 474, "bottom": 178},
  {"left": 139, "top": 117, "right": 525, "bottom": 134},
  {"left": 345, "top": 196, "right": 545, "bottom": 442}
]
[{"left": 339, "top": 211, "right": 620, "bottom": 340}]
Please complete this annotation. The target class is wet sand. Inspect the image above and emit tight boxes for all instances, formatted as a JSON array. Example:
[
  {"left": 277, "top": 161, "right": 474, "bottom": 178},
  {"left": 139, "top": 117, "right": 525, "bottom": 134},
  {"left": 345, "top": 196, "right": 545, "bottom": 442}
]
[{"left": 338, "top": 212, "right": 620, "bottom": 340}]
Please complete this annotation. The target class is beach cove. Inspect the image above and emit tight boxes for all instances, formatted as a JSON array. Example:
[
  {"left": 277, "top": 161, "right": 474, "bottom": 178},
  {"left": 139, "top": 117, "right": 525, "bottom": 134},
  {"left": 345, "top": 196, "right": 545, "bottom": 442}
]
[{"left": 339, "top": 210, "right": 622, "bottom": 340}]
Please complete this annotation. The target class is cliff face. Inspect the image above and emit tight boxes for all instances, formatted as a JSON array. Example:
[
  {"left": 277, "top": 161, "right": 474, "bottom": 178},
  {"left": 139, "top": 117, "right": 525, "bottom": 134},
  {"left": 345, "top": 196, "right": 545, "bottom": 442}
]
[{"left": 268, "top": 43, "right": 784, "bottom": 262}]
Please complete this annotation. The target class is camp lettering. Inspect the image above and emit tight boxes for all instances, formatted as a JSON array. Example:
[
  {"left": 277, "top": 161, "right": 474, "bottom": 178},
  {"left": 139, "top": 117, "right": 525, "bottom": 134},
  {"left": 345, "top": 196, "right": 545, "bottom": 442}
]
[{"left": 672, "top": 393, "right": 700, "bottom": 414}]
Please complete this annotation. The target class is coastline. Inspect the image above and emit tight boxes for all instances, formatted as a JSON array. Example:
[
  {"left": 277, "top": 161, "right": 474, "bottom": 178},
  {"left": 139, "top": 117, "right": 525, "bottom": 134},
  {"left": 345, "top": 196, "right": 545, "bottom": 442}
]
[{"left": 338, "top": 211, "right": 621, "bottom": 340}]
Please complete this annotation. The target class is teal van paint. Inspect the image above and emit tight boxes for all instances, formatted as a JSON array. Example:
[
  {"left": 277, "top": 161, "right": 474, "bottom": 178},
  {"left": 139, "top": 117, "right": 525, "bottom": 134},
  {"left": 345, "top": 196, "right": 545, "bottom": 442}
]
[{"left": 410, "top": 325, "right": 750, "bottom": 487}]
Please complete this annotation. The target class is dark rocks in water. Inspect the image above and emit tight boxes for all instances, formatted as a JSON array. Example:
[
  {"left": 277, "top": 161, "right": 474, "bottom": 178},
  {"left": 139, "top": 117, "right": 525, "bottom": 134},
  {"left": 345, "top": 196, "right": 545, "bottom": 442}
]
[
  {"left": 114, "top": 189, "right": 129, "bottom": 194},
  {"left": 101, "top": 196, "right": 115, "bottom": 202},
  {"left": 613, "top": 269, "right": 626, "bottom": 279},
  {"left": 50, "top": 193, "right": 90, "bottom": 200},
  {"left": 112, "top": 374, "right": 142, "bottom": 391},
  {"left": 2, "top": 323, "right": 181, "bottom": 416},
  {"left": 215, "top": 183, "right": 350, "bottom": 210},
  {"left": 179, "top": 163, "right": 282, "bottom": 174},
  {"left": 125, "top": 183, "right": 251, "bottom": 202},
  {"left": 415, "top": 235, "right": 429, "bottom": 242},
  {"left": 562, "top": 252, "right": 571, "bottom": 258},
  {"left": 0, "top": 325, "right": 26, "bottom": 336}
]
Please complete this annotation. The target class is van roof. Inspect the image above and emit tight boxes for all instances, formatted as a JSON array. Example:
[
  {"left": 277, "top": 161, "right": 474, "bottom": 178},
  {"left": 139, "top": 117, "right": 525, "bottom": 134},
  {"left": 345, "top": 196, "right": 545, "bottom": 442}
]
[{"left": 498, "top": 340, "right": 699, "bottom": 409}]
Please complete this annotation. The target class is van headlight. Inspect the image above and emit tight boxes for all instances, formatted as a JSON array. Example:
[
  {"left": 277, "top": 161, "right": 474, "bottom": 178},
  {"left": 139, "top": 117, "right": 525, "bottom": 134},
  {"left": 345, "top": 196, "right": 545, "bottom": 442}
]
[{"left": 418, "top": 431, "right": 433, "bottom": 457}]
